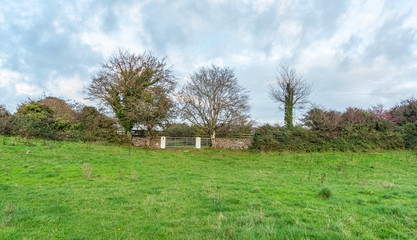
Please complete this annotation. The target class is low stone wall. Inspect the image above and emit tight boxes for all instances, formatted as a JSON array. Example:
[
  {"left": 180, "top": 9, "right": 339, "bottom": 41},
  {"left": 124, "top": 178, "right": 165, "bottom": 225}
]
[
  {"left": 214, "top": 138, "right": 253, "bottom": 149},
  {"left": 132, "top": 137, "right": 160, "bottom": 148}
]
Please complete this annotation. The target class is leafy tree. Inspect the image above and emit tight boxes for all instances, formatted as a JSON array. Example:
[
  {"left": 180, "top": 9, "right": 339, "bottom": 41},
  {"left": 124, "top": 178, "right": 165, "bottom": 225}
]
[
  {"left": 269, "top": 65, "right": 312, "bottom": 128},
  {"left": 126, "top": 85, "right": 176, "bottom": 146},
  {"left": 78, "top": 106, "right": 117, "bottom": 143},
  {"left": 86, "top": 49, "right": 175, "bottom": 143},
  {"left": 17, "top": 102, "right": 54, "bottom": 122},
  {"left": 38, "top": 96, "right": 78, "bottom": 124},
  {"left": 178, "top": 65, "right": 251, "bottom": 147},
  {"left": 0, "top": 105, "right": 11, "bottom": 135},
  {"left": 15, "top": 101, "right": 55, "bottom": 138}
]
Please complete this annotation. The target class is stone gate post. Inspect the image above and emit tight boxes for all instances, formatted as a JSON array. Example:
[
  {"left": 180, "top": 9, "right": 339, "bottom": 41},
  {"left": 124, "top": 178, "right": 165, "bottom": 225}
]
[
  {"left": 196, "top": 137, "right": 201, "bottom": 149},
  {"left": 161, "top": 136, "right": 166, "bottom": 149}
]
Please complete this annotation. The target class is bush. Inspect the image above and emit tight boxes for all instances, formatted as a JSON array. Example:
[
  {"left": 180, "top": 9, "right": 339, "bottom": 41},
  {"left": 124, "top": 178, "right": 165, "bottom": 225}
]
[
  {"left": 252, "top": 123, "right": 404, "bottom": 152},
  {"left": 252, "top": 105, "right": 405, "bottom": 152},
  {"left": 318, "top": 187, "right": 332, "bottom": 199},
  {"left": 252, "top": 124, "right": 280, "bottom": 151},
  {"left": 0, "top": 105, "right": 12, "bottom": 135},
  {"left": 78, "top": 106, "right": 121, "bottom": 143},
  {"left": 401, "top": 121, "right": 417, "bottom": 149}
]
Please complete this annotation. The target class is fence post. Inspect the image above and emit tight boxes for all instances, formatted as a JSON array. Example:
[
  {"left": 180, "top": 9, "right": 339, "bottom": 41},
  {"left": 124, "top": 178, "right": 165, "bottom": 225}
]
[
  {"left": 196, "top": 137, "right": 201, "bottom": 149},
  {"left": 161, "top": 136, "right": 166, "bottom": 149}
]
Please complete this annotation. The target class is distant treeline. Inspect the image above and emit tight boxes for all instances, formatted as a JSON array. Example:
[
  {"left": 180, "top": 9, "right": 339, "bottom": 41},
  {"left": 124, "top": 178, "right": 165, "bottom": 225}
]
[
  {"left": 253, "top": 99, "right": 417, "bottom": 151},
  {"left": 0, "top": 96, "right": 251, "bottom": 144},
  {"left": 1, "top": 96, "right": 416, "bottom": 152}
]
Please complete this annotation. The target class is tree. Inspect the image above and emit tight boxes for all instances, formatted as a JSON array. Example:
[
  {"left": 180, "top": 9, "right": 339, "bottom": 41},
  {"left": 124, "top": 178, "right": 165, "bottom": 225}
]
[
  {"left": 17, "top": 101, "right": 54, "bottom": 122},
  {"left": 0, "top": 105, "right": 11, "bottom": 135},
  {"left": 15, "top": 101, "right": 55, "bottom": 139},
  {"left": 178, "top": 65, "right": 251, "bottom": 147},
  {"left": 78, "top": 106, "right": 117, "bottom": 143},
  {"left": 126, "top": 84, "right": 176, "bottom": 145},
  {"left": 38, "top": 96, "right": 78, "bottom": 124},
  {"left": 85, "top": 49, "right": 175, "bottom": 143},
  {"left": 269, "top": 65, "right": 312, "bottom": 128}
]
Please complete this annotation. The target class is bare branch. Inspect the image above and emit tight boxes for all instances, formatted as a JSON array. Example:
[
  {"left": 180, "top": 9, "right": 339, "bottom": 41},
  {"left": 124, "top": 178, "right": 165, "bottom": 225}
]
[{"left": 177, "top": 65, "right": 251, "bottom": 146}]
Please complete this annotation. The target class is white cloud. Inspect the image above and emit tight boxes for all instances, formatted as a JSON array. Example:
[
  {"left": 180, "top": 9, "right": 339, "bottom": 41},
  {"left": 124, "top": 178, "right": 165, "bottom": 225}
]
[
  {"left": 0, "top": 0, "right": 416, "bottom": 121},
  {"left": 251, "top": 0, "right": 277, "bottom": 14},
  {"left": 15, "top": 82, "right": 42, "bottom": 96},
  {"left": 0, "top": 69, "right": 20, "bottom": 88},
  {"left": 45, "top": 75, "right": 86, "bottom": 102}
]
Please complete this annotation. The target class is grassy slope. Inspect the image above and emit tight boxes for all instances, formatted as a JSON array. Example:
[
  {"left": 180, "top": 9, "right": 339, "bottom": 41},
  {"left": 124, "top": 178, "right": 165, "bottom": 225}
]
[{"left": 0, "top": 137, "right": 416, "bottom": 239}]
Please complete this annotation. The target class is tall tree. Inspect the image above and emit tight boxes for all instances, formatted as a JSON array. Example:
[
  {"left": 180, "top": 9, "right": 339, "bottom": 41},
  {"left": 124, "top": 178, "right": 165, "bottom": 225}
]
[
  {"left": 269, "top": 65, "right": 312, "bottom": 128},
  {"left": 178, "top": 65, "right": 251, "bottom": 147},
  {"left": 85, "top": 49, "right": 175, "bottom": 143}
]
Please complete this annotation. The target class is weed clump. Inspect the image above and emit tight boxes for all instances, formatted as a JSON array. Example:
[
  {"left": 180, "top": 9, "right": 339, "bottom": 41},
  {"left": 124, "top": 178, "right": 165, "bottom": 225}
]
[
  {"left": 318, "top": 187, "right": 332, "bottom": 199},
  {"left": 131, "top": 170, "right": 137, "bottom": 181},
  {"left": 82, "top": 162, "right": 93, "bottom": 178}
]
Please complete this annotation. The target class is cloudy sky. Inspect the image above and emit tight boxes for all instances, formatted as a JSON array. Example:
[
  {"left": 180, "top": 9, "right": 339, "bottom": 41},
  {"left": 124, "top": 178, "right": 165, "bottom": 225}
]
[{"left": 0, "top": 0, "right": 416, "bottom": 123}]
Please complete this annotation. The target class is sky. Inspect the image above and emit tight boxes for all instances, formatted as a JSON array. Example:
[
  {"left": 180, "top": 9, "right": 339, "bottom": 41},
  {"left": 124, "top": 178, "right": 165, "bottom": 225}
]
[{"left": 0, "top": 0, "right": 416, "bottom": 124}]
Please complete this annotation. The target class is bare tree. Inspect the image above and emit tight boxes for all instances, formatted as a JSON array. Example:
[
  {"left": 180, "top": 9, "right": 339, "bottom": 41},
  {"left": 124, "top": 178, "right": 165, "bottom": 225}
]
[
  {"left": 178, "top": 65, "right": 251, "bottom": 147},
  {"left": 85, "top": 49, "right": 175, "bottom": 143},
  {"left": 269, "top": 65, "right": 312, "bottom": 128}
]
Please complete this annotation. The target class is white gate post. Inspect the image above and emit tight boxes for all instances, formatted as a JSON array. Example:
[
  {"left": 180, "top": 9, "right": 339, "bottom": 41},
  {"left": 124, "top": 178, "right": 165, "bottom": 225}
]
[
  {"left": 196, "top": 137, "right": 201, "bottom": 149},
  {"left": 161, "top": 136, "right": 166, "bottom": 149}
]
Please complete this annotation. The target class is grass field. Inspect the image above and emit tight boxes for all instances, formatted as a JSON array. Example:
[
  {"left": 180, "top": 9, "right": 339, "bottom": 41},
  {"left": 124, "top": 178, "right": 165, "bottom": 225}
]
[{"left": 1, "top": 136, "right": 417, "bottom": 239}]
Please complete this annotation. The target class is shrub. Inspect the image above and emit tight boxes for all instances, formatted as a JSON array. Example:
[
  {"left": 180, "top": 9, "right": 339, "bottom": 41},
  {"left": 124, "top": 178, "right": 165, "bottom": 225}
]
[
  {"left": 252, "top": 124, "right": 280, "bottom": 151},
  {"left": 401, "top": 121, "right": 417, "bottom": 149},
  {"left": 390, "top": 98, "right": 417, "bottom": 126},
  {"left": 78, "top": 106, "right": 120, "bottom": 143},
  {"left": 318, "top": 187, "right": 332, "bottom": 199},
  {"left": 253, "top": 105, "right": 405, "bottom": 152},
  {"left": 0, "top": 105, "right": 12, "bottom": 135}
]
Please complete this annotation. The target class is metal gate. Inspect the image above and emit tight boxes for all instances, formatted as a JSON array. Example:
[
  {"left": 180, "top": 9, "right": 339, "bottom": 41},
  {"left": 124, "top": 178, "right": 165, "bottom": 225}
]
[{"left": 165, "top": 137, "right": 210, "bottom": 148}]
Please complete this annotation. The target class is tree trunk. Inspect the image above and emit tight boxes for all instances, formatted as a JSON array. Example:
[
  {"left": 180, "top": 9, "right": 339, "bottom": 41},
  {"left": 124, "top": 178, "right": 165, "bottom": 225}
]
[
  {"left": 210, "top": 130, "right": 216, "bottom": 148},
  {"left": 284, "top": 83, "right": 294, "bottom": 128},
  {"left": 126, "top": 131, "right": 132, "bottom": 142},
  {"left": 284, "top": 104, "right": 294, "bottom": 128},
  {"left": 146, "top": 127, "right": 152, "bottom": 148}
]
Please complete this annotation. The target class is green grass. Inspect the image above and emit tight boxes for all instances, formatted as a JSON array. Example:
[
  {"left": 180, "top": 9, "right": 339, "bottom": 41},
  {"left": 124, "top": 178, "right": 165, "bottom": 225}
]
[{"left": 1, "top": 136, "right": 417, "bottom": 239}]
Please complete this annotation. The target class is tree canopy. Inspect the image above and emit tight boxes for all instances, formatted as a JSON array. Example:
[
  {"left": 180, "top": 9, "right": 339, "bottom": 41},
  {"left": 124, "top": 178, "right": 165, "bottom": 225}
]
[{"left": 86, "top": 49, "right": 175, "bottom": 143}]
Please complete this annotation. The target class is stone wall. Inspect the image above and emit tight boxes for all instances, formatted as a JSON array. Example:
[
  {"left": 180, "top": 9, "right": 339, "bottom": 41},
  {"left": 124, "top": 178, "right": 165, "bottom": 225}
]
[
  {"left": 132, "top": 137, "right": 160, "bottom": 148},
  {"left": 214, "top": 138, "right": 253, "bottom": 149}
]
